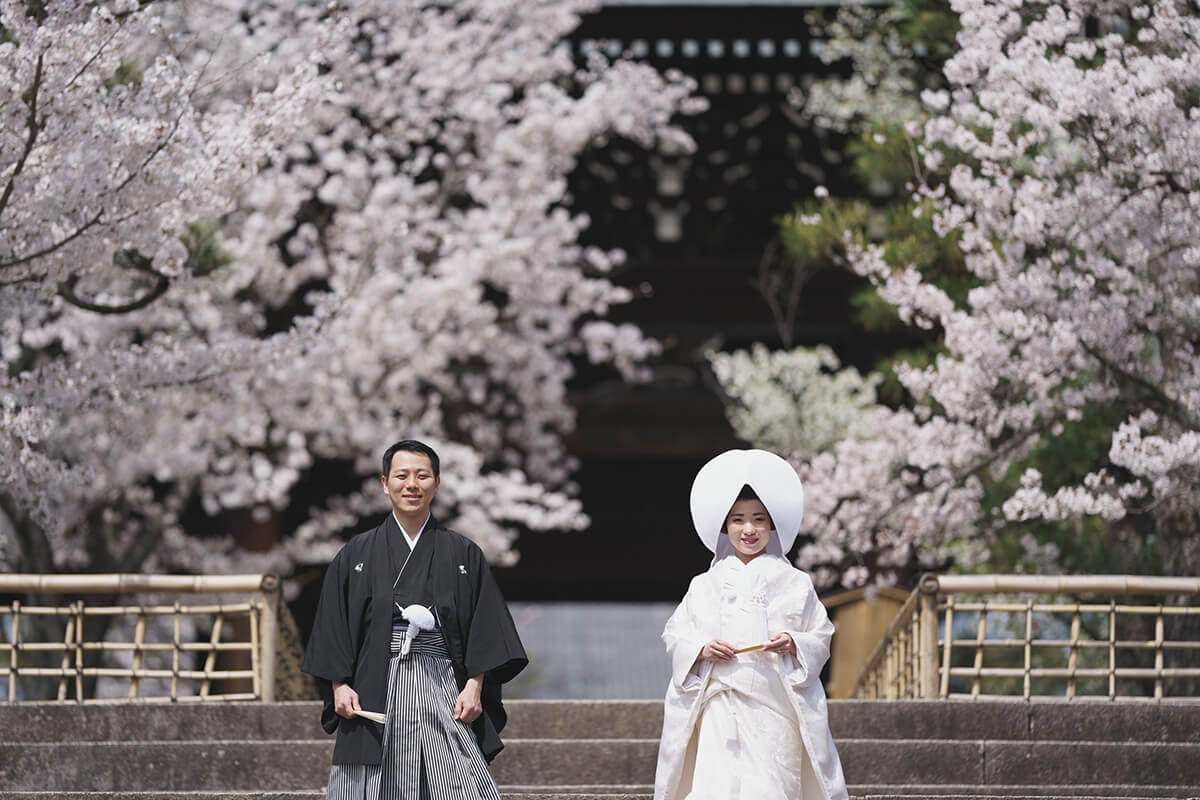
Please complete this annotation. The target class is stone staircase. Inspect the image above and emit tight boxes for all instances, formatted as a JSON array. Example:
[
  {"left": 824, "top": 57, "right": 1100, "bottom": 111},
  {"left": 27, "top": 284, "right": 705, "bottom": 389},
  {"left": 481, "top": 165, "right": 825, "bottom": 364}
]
[{"left": 1, "top": 700, "right": 1197, "bottom": 799}]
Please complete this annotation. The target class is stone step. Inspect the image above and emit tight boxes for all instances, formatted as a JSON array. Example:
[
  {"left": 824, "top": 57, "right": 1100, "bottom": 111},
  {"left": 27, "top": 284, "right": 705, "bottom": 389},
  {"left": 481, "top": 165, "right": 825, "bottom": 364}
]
[
  {"left": 5, "top": 700, "right": 1200, "bottom": 744},
  {"left": 852, "top": 788, "right": 1200, "bottom": 798},
  {"left": 0, "top": 702, "right": 328, "bottom": 743},
  {"left": 0, "top": 794, "right": 652, "bottom": 800},
  {"left": 4, "top": 738, "right": 1199, "bottom": 792},
  {"left": 0, "top": 791, "right": 1194, "bottom": 800},
  {"left": 0, "top": 795, "right": 648, "bottom": 800},
  {"left": 856, "top": 796, "right": 1199, "bottom": 800}
]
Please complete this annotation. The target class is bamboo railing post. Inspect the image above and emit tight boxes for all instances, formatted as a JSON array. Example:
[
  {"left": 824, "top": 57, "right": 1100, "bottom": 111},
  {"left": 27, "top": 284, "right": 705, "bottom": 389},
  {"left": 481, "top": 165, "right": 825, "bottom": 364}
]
[
  {"left": 258, "top": 575, "right": 279, "bottom": 703},
  {"left": 249, "top": 597, "right": 262, "bottom": 701},
  {"left": 200, "top": 612, "right": 224, "bottom": 699},
  {"left": 73, "top": 601, "right": 85, "bottom": 701},
  {"left": 884, "top": 638, "right": 894, "bottom": 699},
  {"left": 1108, "top": 600, "right": 1117, "bottom": 700},
  {"left": 58, "top": 610, "right": 76, "bottom": 701},
  {"left": 940, "top": 595, "right": 954, "bottom": 698},
  {"left": 8, "top": 601, "right": 19, "bottom": 703},
  {"left": 129, "top": 608, "right": 147, "bottom": 699},
  {"left": 1067, "top": 604, "right": 1080, "bottom": 699},
  {"left": 1023, "top": 599, "right": 1035, "bottom": 699},
  {"left": 172, "top": 601, "right": 181, "bottom": 702},
  {"left": 972, "top": 605, "right": 987, "bottom": 697},
  {"left": 1154, "top": 605, "right": 1164, "bottom": 700},
  {"left": 919, "top": 578, "right": 940, "bottom": 699}
]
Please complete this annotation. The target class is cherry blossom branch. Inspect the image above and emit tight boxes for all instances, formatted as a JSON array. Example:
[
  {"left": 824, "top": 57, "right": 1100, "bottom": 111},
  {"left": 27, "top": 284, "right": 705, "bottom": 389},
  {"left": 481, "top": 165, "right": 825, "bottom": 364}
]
[
  {"left": 64, "top": 12, "right": 127, "bottom": 90},
  {"left": 868, "top": 421, "right": 1052, "bottom": 534},
  {"left": 57, "top": 250, "right": 171, "bottom": 314},
  {"left": 0, "top": 210, "right": 104, "bottom": 271},
  {"left": 0, "top": 50, "right": 45, "bottom": 224},
  {"left": 1082, "top": 343, "right": 1200, "bottom": 431},
  {"left": 753, "top": 239, "right": 820, "bottom": 348}
]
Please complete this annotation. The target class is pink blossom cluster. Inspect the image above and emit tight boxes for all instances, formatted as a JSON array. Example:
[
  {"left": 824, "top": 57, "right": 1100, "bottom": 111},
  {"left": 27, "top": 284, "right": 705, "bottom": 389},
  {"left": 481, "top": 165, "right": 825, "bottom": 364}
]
[
  {"left": 800, "top": 0, "right": 1200, "bottom": 585},
  {"left": 797, "top": 406, "right": 989, "bottom": 589},
  {"left": 1, "top": 0, "right": 698, "bottom": 575}
]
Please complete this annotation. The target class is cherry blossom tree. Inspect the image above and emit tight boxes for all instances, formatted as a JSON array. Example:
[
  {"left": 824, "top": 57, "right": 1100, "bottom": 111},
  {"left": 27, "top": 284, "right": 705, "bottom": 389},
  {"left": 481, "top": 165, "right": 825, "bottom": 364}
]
[
  {"left": 1, "top": 0, "right": 699, "bottom": 577},
  {"left": 802, "top": 0, "right": 1200, "bottom": 586},
  {"left": 707, "top": 344, "right": 880, "bottom": 461}
]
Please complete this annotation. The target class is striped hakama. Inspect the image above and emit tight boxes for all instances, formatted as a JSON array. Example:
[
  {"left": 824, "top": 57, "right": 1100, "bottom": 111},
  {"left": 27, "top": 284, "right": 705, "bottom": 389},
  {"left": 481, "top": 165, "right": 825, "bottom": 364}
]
[{"left": 325, "top": 625, "right": 502, "bottom": 800}]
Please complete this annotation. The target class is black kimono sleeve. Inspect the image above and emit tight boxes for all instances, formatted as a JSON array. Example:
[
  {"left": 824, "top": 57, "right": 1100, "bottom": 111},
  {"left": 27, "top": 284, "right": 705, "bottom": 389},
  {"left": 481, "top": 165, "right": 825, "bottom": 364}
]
[
  {"left": 301, "top": 549, "right": 356, "bottom": 733},
  {"left": 463, "top": 546, "right": 527, "bottom": 684}
]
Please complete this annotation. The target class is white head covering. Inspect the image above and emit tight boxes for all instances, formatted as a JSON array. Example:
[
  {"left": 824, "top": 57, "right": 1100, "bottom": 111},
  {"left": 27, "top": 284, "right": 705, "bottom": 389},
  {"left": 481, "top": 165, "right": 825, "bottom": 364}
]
[{"left": 689, "top": 449, "right": 804, "bottom": 561}]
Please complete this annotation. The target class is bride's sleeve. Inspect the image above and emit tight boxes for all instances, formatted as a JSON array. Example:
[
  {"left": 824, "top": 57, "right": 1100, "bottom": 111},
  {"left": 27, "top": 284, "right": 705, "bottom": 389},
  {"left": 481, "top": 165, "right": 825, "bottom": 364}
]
[
  {"left": 780, "top": 575, "right": 834, "bottom": 689},
  {"left": 662, "top": 576, "right": 710, "bottom": 692}
]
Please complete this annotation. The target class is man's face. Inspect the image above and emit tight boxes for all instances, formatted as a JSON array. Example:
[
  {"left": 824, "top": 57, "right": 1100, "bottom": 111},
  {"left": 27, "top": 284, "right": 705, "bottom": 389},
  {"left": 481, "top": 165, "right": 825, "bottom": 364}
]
[{"left": 381, "top": 450, "right": 439, "bottom": 519}]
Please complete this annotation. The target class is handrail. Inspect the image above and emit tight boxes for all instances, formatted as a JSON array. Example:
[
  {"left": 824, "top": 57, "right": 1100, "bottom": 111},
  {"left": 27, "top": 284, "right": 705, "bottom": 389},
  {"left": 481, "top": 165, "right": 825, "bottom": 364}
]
[
  {"left": 1, "top": 574, "right": 281, "bottom": 703},
  {"left": 0, "top": 574, "right": 277, "bottom": 594},
  {"left": 851, "top": 574, "right": 1200, "bottom": 700},
  {"left": 850, "top": 585, "right": 921, "bottom": 700},
  {"left": 923, "top": 574, "right": 1200, "bottom": 596}
]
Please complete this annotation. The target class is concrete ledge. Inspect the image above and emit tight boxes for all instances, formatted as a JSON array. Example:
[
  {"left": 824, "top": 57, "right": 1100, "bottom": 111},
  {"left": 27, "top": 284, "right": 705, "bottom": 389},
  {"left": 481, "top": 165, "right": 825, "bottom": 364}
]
[
  {"left": 0, "top": 796, "right": 653, "bottom": 800},
  {"left": 850, "top": 787, "right": 1200, "bottom": 798},
  {"left": 499, "top": 786, "right": 653, "bottom": 794},
  {"left": 490, "top": 740, "right": 658, "bottom": 786},
  {"left": 4, "top": 700, "right": 1200, "bottom": 797},
  {"left": 503, "top": 701, "right": 662, "bottom": 740},
  {"left": 7, "top": 700, "right": 1200, "bottom": 745},
  {"left": 4, "top": 796, "right": 1195, "bottom": 800},
  {"left": 830, "top": 701, "right": 1029, "bottom": 741},
  {"left": 856, "top": 796, "right": 1199, "bottom": 800},
  {"left": 840, "top": 740, "right": 985, "bottom": 785},
  {"left": 0, "top": 742, "right": 333, "bottom": 792},
  {"left": 0, "top": 795, "right": 324, "bottom": 800},
  {"left": 1028, "top": 702, "right": 1200, "bottom": 743},
  {"left": 984, "top": 741, "right": 1200, "bottom": 786},
  {"left": 7, "top": 737, "right": 1198, "bottom": 792},
  {"left": 0, "top": 703, "right": 326, "bottom": 743}
]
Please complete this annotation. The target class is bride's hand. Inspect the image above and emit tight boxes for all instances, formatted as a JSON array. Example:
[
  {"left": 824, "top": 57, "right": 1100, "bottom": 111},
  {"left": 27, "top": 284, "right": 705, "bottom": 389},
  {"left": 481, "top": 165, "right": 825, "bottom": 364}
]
[
  {"left": 699, "top": 639, "right": 737, "bottom": 663},
  {"left": 763, "top": 633, "right": 795, "bottom": 656}
]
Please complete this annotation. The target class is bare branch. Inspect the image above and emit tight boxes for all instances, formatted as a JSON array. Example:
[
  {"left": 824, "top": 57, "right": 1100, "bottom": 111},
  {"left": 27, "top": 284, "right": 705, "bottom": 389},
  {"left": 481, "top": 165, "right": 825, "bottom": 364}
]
[
  {"left": 1082, "top": 342, "right": 1200, "bottom": 431},
  {"left": 58, "top": 251, "right": 170, "bottom": 314},
  {"left": 1, "top": 90, "right": 188, "bottom": 273},
  {"left": 863, "top": 420, "right": 1053, "bottom": 535},
  {"left": 0, "top": 50, "right": 45, "bottom": 222},
  {"left": 752, "top": 239, "right": 821, "bottom": 348},
  {"left": 0, "top": 210, "right": 104, "bottom": 271}
]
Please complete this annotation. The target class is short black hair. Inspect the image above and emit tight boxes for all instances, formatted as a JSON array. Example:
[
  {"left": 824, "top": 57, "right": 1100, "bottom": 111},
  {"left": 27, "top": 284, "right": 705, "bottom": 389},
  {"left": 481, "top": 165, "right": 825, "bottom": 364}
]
[
  {"left": 736, "top": 484, "right": 760, "bottom": 502},
  {"left": 382, "top": 439, "right": 440, "bottom": 479},
  {"left": 722, "top": 484, "right": 768, "bottom": 532}
]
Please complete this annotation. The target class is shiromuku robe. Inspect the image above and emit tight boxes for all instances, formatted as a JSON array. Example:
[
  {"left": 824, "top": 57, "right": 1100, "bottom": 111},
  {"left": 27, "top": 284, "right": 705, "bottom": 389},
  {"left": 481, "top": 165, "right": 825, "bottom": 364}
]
[
  {"left": 653, "top": 552, "right": 848, "bottom": 800},
  {"left": 302, "top": 514, "right": 527, "bottom": 765}
]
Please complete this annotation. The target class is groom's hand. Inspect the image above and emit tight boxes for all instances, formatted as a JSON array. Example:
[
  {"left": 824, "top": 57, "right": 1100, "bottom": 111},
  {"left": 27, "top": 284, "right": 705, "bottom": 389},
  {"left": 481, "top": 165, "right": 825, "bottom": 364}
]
[{"left": 454, "top": 674, "right": 484, "bottom": 723}]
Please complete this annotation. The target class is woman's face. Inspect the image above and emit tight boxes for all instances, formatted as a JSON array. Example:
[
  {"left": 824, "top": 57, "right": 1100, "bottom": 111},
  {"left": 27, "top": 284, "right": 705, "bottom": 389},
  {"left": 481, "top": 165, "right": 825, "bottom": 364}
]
[{"left": 725, "top": 498, "right": 772, "bottom": 563}]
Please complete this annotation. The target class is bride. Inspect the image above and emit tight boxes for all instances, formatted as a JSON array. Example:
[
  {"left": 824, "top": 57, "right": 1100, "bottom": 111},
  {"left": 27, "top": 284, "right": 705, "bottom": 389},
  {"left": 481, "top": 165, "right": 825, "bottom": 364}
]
[{"left": 653, "top": 449, "right": 848, "bottom": 800}]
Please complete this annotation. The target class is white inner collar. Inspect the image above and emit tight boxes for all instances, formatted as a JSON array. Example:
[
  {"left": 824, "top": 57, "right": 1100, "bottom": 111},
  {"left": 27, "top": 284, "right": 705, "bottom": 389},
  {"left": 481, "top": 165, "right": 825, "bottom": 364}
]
[{"left": 393, "top": 511, "right": 430, "bottom": 549}]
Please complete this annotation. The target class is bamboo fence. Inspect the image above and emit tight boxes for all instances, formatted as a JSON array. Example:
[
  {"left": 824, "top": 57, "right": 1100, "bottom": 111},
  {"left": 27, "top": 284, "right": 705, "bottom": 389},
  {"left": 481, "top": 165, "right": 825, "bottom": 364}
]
[
  {"left": 851, "top": 574, "right": 1200, "bottom": 700},
  {"left": 0, "top": 574, "right": 280, "bottom": 703}
]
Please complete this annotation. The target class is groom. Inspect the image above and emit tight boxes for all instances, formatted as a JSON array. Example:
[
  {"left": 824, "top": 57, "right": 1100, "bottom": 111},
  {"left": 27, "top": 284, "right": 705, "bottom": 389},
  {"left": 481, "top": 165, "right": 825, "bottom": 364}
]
[{"left": 302, "top": 439, "right": 527, "bottom": 796}]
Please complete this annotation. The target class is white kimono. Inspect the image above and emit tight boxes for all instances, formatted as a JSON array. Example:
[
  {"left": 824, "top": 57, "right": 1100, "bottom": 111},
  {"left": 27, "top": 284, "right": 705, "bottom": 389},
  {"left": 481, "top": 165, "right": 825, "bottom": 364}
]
[{"left": 653, "top": 552, "right": 848, "bottom": 800}]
